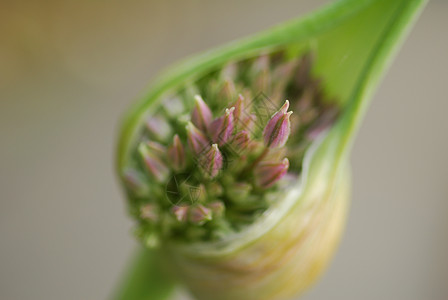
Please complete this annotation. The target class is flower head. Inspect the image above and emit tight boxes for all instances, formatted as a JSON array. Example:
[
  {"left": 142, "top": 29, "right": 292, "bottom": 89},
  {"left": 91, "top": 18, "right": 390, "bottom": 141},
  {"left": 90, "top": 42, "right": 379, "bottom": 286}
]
[
  {"left": 121, "top": 50, "right": 341, "bottom": 247},
  {"left": 116, "top": 1, "right": 425, "bottom": 298}
]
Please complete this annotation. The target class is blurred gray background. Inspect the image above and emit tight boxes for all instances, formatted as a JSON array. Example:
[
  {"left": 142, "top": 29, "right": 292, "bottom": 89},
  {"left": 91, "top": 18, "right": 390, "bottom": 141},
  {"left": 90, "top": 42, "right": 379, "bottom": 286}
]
[{"left": 1, "top": 0, "right": 447, "bottom": 299}]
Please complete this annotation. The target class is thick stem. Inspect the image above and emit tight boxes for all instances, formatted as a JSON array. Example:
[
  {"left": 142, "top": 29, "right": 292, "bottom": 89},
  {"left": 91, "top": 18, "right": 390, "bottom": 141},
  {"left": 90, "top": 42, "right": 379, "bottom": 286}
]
[{"left": 111, "top": 247, "right": 176, "bottom": 300}]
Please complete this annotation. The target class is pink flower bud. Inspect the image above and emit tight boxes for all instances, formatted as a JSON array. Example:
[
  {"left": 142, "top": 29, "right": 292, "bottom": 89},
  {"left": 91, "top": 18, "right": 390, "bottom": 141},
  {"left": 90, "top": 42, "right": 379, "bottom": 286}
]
[
  {"left": 146, "top": 140, "right": 167, "bottom": 158},
  {"left": 252, "top": 55, "right": 270, "bottom": 91},
  {"left": 191, "top": 95, "right": 212, "bottom": 132},
  {"left": 263, "top": 100, "right": 292, "bottom": 148},
  {"left": 186, "top": 122, "right": 210, "bottom": 155},
  {"left": 231, "top": 94, "right": 246, "bottom": 130},
  {"left": 227, "top": 182, "right": 253, "bottom": 203},
  {"left": 172, "top": 205, "right": 189, "bottom": 222},
  {"left": 221, "top": 63, "right": 237, "bottom": 79},
  {"left": 163, "top": 96, "right": 184, "bottom": 117},
  {"left": 219, "top": 79, "right": 236, "bottom": 100},
  {"left": 168, "top": 134, "right": 186, "bottom": 171},
  {"left": 123, "top": 169, "right": 148, "bottom": 196},
  {"left": 138, "top": 143, "right": 170, "bottom": 182},
  {"left": 145, "top": 115, "right": 172, "bottom": 141},
  {"left": 230, "top": 130, "right": 251, "bottom": 153},
  {"left": 189, "top": 204, "right": 212, "bottom": 224},
  {"left": 255, "top": 158, "right": 290, "bottom": 188},
  {"left": 208, "top": 201, "right": 225, "bottom": 217},
  {"left": 240, "top": 113, "right": 257, "bottom": 134},
  {"left": 210, "top": 107, "right": 235, "bottom": 146},
  {"left": 199, "top": 144, "right": 223, "bottom": 178},
  {"left": 140, "top": 204, "right": 158, "bottom": 222}
]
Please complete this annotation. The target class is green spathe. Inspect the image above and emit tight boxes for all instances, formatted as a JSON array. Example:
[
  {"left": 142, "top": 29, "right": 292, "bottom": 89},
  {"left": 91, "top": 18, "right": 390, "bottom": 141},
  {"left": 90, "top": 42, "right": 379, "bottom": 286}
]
[{"left": 114, "top": 0, "right": 426, "bottom": 299}]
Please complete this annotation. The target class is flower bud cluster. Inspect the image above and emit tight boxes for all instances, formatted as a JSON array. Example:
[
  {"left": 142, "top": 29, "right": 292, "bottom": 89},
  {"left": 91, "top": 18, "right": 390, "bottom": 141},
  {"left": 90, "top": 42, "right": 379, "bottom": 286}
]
[{"left": 122, "top": 51, "right": 340, "bottom": 244}]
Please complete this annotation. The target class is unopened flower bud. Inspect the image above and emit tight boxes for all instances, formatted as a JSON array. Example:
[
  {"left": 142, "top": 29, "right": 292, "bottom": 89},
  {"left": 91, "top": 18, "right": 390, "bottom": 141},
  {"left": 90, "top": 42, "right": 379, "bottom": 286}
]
[
  {"left": 168, "top": 134, "right": 186, "bottom": 171},
  {"left": 263, "top": 100, "right": 292, "bottom": 148},
  {"left": 184, "top": 183, "right": 207, "bottom": 204},
  {"left": 163, "top": 96, "right": 184, "bottom": 117},
  {"left": 140, "top": 204, "right": 158, "bottom": 222},
  {"left": 207, "top": 182, "right": 223, "bottom": 197},
  {"left": 186, "top": 122, "right": 210, "bottom": 155},
  {"left": 226, "top": 182, "right": 253, "bottom": 203},
  {"left": 252, "top": 55, "right": 270, "bottom": 92},
  {"left": 122, "top": 169, "right": 149, "bottom": 196},
  {"left": 230, "top": 130, "right": 251, "bottom": 153},
  {"left": 221, "top": 62, "right": 237, "bottom": 79},
  {"left": 199, "top": 144, "right": 223, "bottom": 178},
  {"left": 191, "top": 95, "right": 212, "bottom": 132},
  {"left": 208, "top": 201, "right": 225, "bottom": 218},
  {"left": 145, "top": 115, "right": 172, "bottom": 141},
  {"left": 255, "top": 158, "right": 289, "bottom": 188},
  {"left": 138, "top": 143, "right": 169, "bottom": 182},
  {"left": 172, "top": 205, "right": 189, "bottom": 222},
  {"left": 210, "top": 107, "right": 235, "bottom": 145},
  {"left": 146, "top": 140, "right": 167, "bottom": 158},
  {"left": 232, "top": 94, "right": 245, "bottom": 124},
  {"left": 240, "top": 113, "right": 257, "bottom": 134},
  {"left": 219, "top": 79, "right": 236, "bottom": 100},
  {"left": 190, "top": 204, "right": 212, "bottom": 224}
]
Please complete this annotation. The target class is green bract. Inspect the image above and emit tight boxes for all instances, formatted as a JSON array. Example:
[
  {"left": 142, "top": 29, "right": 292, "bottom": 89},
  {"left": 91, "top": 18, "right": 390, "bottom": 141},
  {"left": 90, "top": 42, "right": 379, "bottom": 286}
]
[{"left": 114, "top": 0, "right": 426, "bottom": 299}]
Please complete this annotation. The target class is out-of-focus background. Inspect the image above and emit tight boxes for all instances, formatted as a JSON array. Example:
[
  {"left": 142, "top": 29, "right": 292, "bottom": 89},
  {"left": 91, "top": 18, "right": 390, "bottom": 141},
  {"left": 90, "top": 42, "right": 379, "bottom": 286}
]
[{"left": 1, "top": 0, "right": 447, "bottom": 299}]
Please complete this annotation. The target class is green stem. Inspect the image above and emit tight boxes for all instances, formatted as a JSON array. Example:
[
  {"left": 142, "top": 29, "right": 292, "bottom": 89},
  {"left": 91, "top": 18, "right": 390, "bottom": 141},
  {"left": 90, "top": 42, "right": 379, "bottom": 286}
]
[{"left": 111, "top": 247, "right": 176, "bottom": 300}]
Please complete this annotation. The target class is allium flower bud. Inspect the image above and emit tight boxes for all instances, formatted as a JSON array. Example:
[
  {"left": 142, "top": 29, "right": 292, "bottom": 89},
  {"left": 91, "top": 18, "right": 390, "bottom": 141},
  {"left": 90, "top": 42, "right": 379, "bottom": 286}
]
[
  {"left": 172, "top": 205, "right": 189, "bottom": 222},
  {"left": 191, "top": 95, "right": 213, "bottom": 132},
  {"left": 145, "top": 115, "right": 172, "bottom": 141},
  {"left": 163, "top": 96, "right": 184, "bottom": 117},
  {"left": 138, "top": 143, "right": 169, "bottom": 182},
  {"left": 190, "top": 204, "right": 212, "bottom": 224},
  {"left": 240, "top": 113, "right": 257, "bottom": 134},
  {"left": 210, "top": 107, "right": 235, "bottom": 145},
  {"left": 186, "top": 122, "right": 209, "bottom": 155},
  {"left": 263, "top": 100, "right": 292, "bottom": 148},
  {"left": 255, "top": 158, "right": 290, "bottom": 188},
  {"left": 232, "top": 94, "right": 245, "bottom": 125},
  {"left": 199, "top": 144, "right": 223, "bottom": 178},
  {"left": 168, "top": 134, "right": 186, "bottom": 171},
  {"left": 230, "top": 130, "right": 251, "bottom": 153},
  {"left": 226, "top": 182, "right": 253, "bottom": 203},
  {"left": 208, "top": 201, "right": 225, "bottom": 217},
  {"left": 140, "top": 203, "right": 158, "bottom": 222},
  {"left": 122, "top": 169, "right": 148, "bottom": 196},
  {"left": 146, "top": 140, "right": 167, "bottom": 158},
  {"left": 218, "top": 79, "right": 237, "bottom": 100}
]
